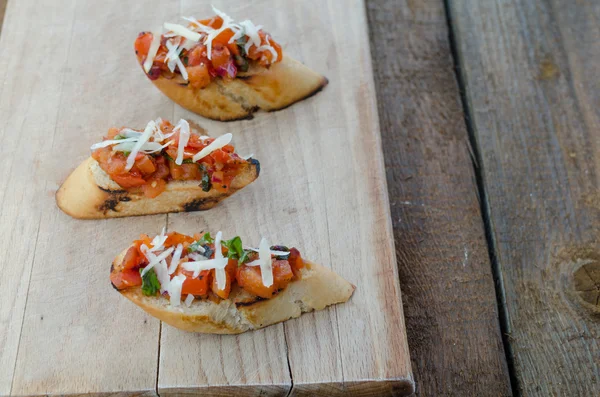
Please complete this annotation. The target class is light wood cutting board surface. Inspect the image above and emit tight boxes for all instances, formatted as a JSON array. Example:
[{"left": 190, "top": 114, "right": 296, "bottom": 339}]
[{"left": 0, "top": 0, "right": 413, "bottom": 395}]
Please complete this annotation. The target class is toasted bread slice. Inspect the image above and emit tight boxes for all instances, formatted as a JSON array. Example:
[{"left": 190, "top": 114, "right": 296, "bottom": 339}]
[
  {"left": 150, "top": 56, "right": 328, "bottom": 121},
  {"left": 111, "top": 248, "right": 355, "bottom": 334},
  {"left": 56, "top": 157, "right": 259, "bottom": 219}
]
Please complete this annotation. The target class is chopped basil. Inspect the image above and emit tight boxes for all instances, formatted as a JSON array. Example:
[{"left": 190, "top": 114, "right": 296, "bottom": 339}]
[
  {"left": 122, "top": 151, "right": 131, "bottom": 156},
  {"left": 221, "top": 236, "right": 244, "bottom": 260},
  {"left": 188, "top": 241, "right": 203, "bottom": 253},
  {"left": 199, "top": 232, "right": 214, "bottom": 245},
  {"left": 234, "top": 55, "right": 249, "bottom": 72},
  {"left": 236, "top": 36, "right": 248, "bottom": 56},
  {"left": 238, "top": 249, "right": 251, "bottom": 265},
  {"left": 165, "top": 153, "right": 195, "bottom": 164},
  {"left": 114, "top": 134, "right": 127, "bottom": 140},
  {"left": 183, "top": 56, "right": 189, "bottom": 66},
  {"left": 201, "top": 172, "right": 212, "bottom": 192},
  {"left": 140, "top": 268, "right": 160, "bottom": 296}
]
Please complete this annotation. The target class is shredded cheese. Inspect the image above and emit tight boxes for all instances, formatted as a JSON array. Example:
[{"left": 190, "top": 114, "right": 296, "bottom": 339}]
[
  {"left": 213, "top": 231, "right": 226, "bottom": 290},
  {"left": 163, "top": 23, "right": 202, "bottom": 42},
  {"left": 125, "top": 120, "right": 156, "bottom": 171},
  {"left": 168, "top": 244, "right": 184, "bottom": 275},
  {"left": 246, "top": 246, "right": 290, "bottom": 257},
  {"left": 247, "top": 237, "right": 274, "bottom": 287},
  {"left": 192, "top": 133, "right": 232, "bottom": 162},
  {"left": 156, "top": 260, "right": 171, "bottom": 294},
  {"left": 256, "top": 35, "right": 278, "bottom": 61},
  {"left": 184, "top": 294, "right": 195, "bottom": 307},
  {"left": 182, "top": 257, "right": 227, "bottom": 279},
  {"left": 204, "top": 6, "right": 241, "bottom": 60},
  {"left": 238, "top": 20, "right": 263, "bottom": 54},
  {"left": 143, "top": 31, "right": 161, "bottom": 73},
  {"left": 167, "top": 275, "right": 186, "bottom": 306},
  {"left": 174, "top": 120, "right": 191, "bottom": 165},
  {"left": 140, "top": 246, "right": 175, "bottom": 277},
  {"left": 182, "top": 16, "right": 214, "bottom": 33},
  {"left": 150, "top": 227, "right": 168, "bottom": 252}
]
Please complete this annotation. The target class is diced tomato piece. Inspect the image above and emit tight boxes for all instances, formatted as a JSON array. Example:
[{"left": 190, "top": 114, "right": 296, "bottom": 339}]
[
  {"left": 212, "top": 172, "right": 234, "bottom": 193},
  {"left": 212, "top": 29, "right": 235, "bottom": 46},
  {"left": 199, "top": 16, "right": 222, "bottom": 29},
  {"left": 135, "top": 154, "right": 156, "bottom": 175},
  {"left": 121, "top": 246, "right": 143, "bottom": 270},
  {"left": 177, "top": 268, "right": 211, "bottom": 296},
  {"left": 211, "top": 149, "right": 231, "bottom": 164},
  {"left": 222, "top": 144, "right": 234, "bottom": 153},
  {"left": 211, "top": 259, "right": 237, "bottom": 299},
  {"left": 170, "top": 161, "right": 201, "bottom": 180},
  {"left": 187, "top": 45, "right": 208, "bottom": 67},
  {"left": 187, "top": 64, "right": 211, "bottom": 89},
  {"left": 141, "top": 178, "right": 166, "bottom": 198},
  {"left": 135, "top": 32, "right": 153, "bottom": 58},
  {"left": 111, "top": 173, "right": 147, "bottom": 188},
  {"left": 110, "top": 268, "right": 142, "bottom": 290},
  {"left": 153, "top": 156, "right": 170, "bottom": 179},
  {"left": 164, "top": 232, "right": 195, "bottom": 247},
  {"left": 237, "top": 260, "right": 293, "bottom": 298},
  {"left": 211, "top": 45, "right": 231, "bottom": 69}
]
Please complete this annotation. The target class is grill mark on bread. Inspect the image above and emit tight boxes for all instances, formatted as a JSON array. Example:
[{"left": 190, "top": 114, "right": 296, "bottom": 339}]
[{"left": 183, "top": 197, "right": 221, "bottom": 212}]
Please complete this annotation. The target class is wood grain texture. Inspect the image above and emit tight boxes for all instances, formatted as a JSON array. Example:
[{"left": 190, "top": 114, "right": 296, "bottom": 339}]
[
  {"left": 5, "top": 0, "right": 176, "bottom": 395},
  {"left": 0, "top": 0, "right": 412, "bottom": 395},
  {"left": 162, "top": 0, "right": 413, "bottom": 395},
  {"left": 366, "top": 0, "right": 513, "bottom": 395},
  {"left": 449, "top": 0, "right": 600, "bottom": 394}
]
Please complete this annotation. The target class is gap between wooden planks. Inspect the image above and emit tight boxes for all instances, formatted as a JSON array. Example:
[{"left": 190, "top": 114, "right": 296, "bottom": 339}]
[{"left": 0, "top": 0, "right": 413, "bottom": 396}]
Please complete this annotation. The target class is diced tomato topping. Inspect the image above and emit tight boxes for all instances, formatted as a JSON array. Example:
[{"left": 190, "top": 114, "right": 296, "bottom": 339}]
[
  {"left": 134, "top": 32, "right": 153, "bottom": 59},
  {"left": 211, "top": 259, "right": 237, "bottom": 299},
  {"left": 135, "top": 154, "right": 156, "bottom": 175},
  {"left": 135, "top": 15, "right": 282, "bottom": 85},
  {"left": 164, "top": 232, "right": 195, "bottom": 247},
  {"left": 178, "top": 268, "right": 211, "bottom": 296},
  {"left": 92, "top": 119, "right": 247, "bottom": 198},
  {"left": 111, "top": 268, "right": 142, "bottom": 290},
  {"left": 199, "top": 16, "right": 223, "bottom": 29},
  {"left": 188, "top": 64, "right": 211, "bottom": 89},
  {"left": 237, "top": 260, "right": 294, "bottom": 299}
]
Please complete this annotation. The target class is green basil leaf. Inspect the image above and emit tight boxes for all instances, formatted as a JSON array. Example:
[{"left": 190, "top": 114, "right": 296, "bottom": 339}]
[
  {"left": 221, "top": 236, "right": 244, "bottom": 260},
  {"left": 199, "top": 232, "right": 214, "bottom": 245},
  {"left": 238, "top": 250, "right": 251, "bottom": 265},
  {"left": 140, "top": 268, "right": 161, "bottom": 296}
]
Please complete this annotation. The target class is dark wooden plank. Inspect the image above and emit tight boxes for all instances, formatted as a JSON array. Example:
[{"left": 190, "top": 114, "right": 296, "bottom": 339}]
[
  {"left": 448, "top": 0, "right": 600, "bottom": 395},
  {"left": 366, "top": 1, "right": 512, "bottom": 395}
]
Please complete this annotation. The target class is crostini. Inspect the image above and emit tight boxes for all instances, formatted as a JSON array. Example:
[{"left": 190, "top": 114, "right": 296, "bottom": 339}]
[
  {"left": 110, "top": 230, "right": 355, "bottom": 334},
  {"left": 56, "top": 118, "right": 259, "bottom": 219},
  {"left": 134, "top": 7, "right": 328, "bottom": 120}
]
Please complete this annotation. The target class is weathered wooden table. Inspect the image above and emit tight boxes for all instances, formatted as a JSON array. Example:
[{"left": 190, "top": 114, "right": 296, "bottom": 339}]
[{"left": 0, "top": 0, "right": 598, "bottom": 395}]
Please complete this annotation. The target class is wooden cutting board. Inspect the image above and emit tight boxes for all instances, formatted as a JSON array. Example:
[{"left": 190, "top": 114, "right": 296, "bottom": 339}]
[{"left": 0, "top": 0, "right": 413, "bottom": 395}]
